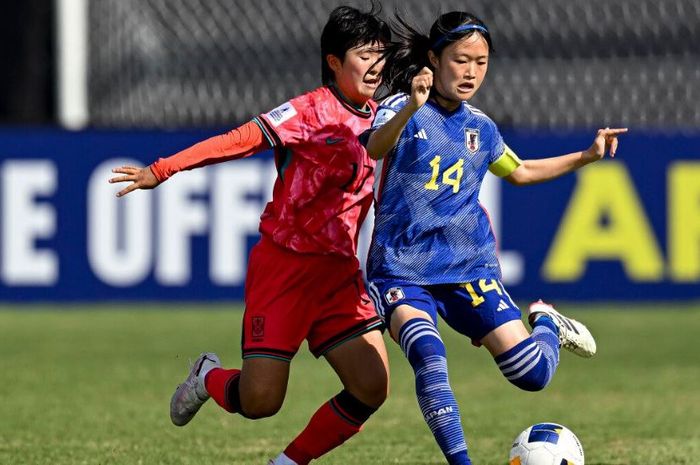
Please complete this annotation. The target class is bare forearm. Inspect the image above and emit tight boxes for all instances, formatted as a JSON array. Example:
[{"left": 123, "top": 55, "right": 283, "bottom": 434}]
[
  {"left": 511, "top": 150, "right": 591, "bottom": 185},
  {"left": 367, "top": 68, "right": 434, "bottom": 159},
  {"left": 504, "top": 127, "right": 627, "bottom": 186}
]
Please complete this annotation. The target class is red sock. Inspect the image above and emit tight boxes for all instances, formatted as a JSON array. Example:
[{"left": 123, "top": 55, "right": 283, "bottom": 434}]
[
  {"left": 284, "top": 391, "right": 375, "bottom": 465},
  {"left": 204, "top": 367, "right": 241, "bottom": 413}
]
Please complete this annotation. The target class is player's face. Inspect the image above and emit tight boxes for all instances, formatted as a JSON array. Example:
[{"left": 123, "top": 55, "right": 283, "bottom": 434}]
[
  {"left": 430, "top": 33, "right": 489, "bottom": 103},
  {"left": 333, "top": 42, "right": 385, "bottom": 106}
]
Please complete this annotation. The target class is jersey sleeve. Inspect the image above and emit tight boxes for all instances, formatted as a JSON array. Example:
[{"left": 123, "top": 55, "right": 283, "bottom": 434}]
[
  {"left": 488, "top": 143, "right": 523, "bottom": 177},
  {"left": 150, "top": 120, "right": 269, "bottom": 182},
  {"left": 486, "top": 122, "right": 522, "bottom": 178},
  {"left": 372, "top": 93, "right": 410, "bottom": 129},
  {"left": 254, "top": 94, "right": 317, "bottom": 148},
  {"left": 359, "top": 93, "right": 409, "bottom": 146}
]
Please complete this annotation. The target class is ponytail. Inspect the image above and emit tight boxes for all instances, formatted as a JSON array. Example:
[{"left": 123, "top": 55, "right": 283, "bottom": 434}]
[{"left": 380, "top": 15, "right": 432, "bottom": 95}]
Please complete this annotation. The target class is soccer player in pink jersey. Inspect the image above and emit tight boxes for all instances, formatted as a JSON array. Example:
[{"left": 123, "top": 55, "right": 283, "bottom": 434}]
[{"left": 109, "top": 5, "right": 390, "bottom": 465}]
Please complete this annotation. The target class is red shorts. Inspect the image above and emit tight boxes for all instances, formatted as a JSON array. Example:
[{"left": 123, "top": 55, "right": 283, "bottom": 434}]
[{"left": 241, "top": 237, "right": 383, "bottom": 361}]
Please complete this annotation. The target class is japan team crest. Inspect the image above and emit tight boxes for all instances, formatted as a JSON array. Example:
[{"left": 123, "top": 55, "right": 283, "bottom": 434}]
[
  {"left": 465, "top": 128, "right": 480, "bottom": 153},
  {"left": 384, "top": 287, "right": 405, "bottom": 305}
]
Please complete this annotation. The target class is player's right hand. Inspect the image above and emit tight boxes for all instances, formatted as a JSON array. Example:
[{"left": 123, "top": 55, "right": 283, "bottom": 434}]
[
  {"left": 109, "top": 165, "right": 160, "bottom": 197},
  {"left": 409, "top": 67, "right": 433, "bottom": 110}
]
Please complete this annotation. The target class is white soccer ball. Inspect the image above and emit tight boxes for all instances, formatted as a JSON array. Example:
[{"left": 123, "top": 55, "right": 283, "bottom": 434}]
[{"left": 509, "top": 423, "right": 585, "bottom": 465}]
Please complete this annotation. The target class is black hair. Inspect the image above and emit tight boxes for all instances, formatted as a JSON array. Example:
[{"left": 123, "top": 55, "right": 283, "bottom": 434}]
[
  {"left": 320, "top": 2, "right": 392, "bottom": 85},
  {"left": 380, "top": 11, "right": 493, "bottom": 95}
]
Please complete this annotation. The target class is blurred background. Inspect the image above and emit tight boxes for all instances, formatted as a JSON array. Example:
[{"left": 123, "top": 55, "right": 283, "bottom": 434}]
[
  {"left": 1, "top": 1, "right": 699, "bottom": 465},
  {"left": 1, "top": 0, "right": 698, "bottom": 301}
]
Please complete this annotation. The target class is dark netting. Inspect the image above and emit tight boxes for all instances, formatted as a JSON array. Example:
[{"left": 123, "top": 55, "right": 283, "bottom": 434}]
[{"left": 87, "top": 0, "right": 700, "bottom": 129}]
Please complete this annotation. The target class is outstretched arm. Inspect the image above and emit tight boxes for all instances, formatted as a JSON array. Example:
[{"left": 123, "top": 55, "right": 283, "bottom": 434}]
[
  {"left": 366, "top": 67, "right": 433, "bottom": 160},
  {"left": 505, "top": 127, "right": 628, "bottom": 186},
  {"left": 108, "top": 120, "right": 270, "bottom": 197}
]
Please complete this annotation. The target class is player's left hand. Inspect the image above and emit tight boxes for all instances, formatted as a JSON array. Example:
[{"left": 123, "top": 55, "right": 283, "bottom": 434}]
[{"left": 584, "top": 127, "right": 628, "bottom": 162}]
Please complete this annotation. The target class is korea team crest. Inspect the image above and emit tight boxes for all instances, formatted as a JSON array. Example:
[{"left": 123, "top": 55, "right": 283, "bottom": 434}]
[
  {"left": 465, "top": 128, "right": 480, "bottom": 154},
  {"left": 251, "top": 316, "right": 265, "bottom": 341},
  {"left": 384, "top": 287, "right": 405, "bottom": 305}
]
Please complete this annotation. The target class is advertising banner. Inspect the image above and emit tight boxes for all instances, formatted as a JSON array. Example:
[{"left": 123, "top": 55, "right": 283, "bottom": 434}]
[{"left": 0, "top": 128, "right": 698, "bottom": 301}]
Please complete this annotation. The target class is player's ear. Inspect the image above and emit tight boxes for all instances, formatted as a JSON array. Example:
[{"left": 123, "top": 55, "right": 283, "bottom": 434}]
[
  {"left": 326, "top": 54, "right": 343, "bottom": 76},
  {"left": 428, "top": 50, "right": 439, "bottom": 69}
]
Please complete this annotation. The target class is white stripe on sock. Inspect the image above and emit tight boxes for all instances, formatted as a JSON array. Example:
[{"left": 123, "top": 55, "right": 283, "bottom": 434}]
[
  {"left": 399, "top": 320, "right": 438, "bottom": 349},
  {"left": 497, "top": 342, "right": 537, "bottom": 367},
  {"left": 506, "top": 352, "right": 543, "bottom": 381},
  {"left": 501, "top": 346, "right": 541, "bottom": 376},
  {"left": 403, "top": 328, "right": 442, "bottom": 356}
]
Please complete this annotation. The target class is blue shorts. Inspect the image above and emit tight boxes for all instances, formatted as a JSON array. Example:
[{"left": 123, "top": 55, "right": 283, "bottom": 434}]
[{"left": 367, "top": 279, "right": 522, "bottom": 343}]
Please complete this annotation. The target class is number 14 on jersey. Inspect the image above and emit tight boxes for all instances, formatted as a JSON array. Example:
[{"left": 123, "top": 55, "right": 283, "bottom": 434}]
[{"left": 424, "top": 155, "right": 464, "bottom": 193}]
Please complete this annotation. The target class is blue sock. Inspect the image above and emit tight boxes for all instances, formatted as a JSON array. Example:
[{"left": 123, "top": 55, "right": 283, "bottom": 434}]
[
  {"left": 399, "top": 318, "right": 472, "bottom": 465},
  {"left": 531, "top": 315, "right": 560, "bottom": 373},
  {"left": 495, "top": 317, "right": 560, "bottom": 391}
]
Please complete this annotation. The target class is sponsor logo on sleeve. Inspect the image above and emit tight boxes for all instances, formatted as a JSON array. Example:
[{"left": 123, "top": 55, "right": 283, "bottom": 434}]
[
  {"left": 265, "top": 102, "right": 297, "bottom": 127},
  {"left": 373, "top": 108, "right": 397, "bottom": 128}
]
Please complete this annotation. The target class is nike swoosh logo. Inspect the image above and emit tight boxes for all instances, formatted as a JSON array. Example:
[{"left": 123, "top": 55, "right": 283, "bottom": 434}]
[{"left": 325, "top": 137, "right": 344, "bottom": 145}]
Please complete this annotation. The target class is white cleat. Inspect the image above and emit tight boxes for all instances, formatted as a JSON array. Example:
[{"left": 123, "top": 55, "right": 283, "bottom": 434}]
[
  {"left": 170, "top": 352, "right": 221, "bottom": 426},
  {"left": 528, "top": 300, "right": 597, "bottom": 358}
]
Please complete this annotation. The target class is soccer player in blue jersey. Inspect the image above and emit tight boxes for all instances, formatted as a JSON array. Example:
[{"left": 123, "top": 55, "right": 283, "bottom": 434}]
[{"left": 362, "top": 11, "right": 627, "bottom": 465}]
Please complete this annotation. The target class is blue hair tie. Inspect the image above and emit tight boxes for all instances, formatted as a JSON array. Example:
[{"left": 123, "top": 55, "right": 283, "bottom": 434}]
[{"left": 431, "top": 24, "right": 488, "bottom": 50}]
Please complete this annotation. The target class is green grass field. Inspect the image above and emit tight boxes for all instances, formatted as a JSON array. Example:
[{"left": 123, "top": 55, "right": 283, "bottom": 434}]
[{"left": 1, "top": 304, "right": 699, "bottom": 465}]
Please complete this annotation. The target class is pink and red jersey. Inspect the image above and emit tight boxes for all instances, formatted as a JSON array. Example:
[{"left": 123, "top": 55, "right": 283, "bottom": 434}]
[
  {"left": 151, "top": 85, "right": 377, "bottom": 258},
  {"left": 253, "top": 86, "right": 377, "bottom": 257}
]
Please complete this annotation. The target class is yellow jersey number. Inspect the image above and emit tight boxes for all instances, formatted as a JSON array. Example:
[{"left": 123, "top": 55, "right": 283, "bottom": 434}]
[
  {"left": 463, "top": 279, "right": 504, "bottom": 307},
  {"left": 424, "top": 155, "right": 464, "bottom": 193}
]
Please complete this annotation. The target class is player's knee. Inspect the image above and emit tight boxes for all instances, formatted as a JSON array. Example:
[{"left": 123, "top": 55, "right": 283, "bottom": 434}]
[
  {"left": 240, "top": 387, "right": 285, "bottom": 419},
  {"left": 369, "top": 380, "right": 389, "bottom": 408},
  {"left": 348, "top": 366, "right": 389, "bottom": 408},
  {"left": 353, "top": 377, "right": 389, "bottom": 408},
  {"left": 240, "top": 395, "right": 284, "bottom": 419},
  {"left": 399, "top": 318, "right": 446, "bottom": 368}
]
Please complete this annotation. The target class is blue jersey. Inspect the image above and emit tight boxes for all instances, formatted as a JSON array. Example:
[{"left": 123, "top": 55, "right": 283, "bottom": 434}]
[{"left": 366, "top": 94, "right": 521, "bottom": 285}]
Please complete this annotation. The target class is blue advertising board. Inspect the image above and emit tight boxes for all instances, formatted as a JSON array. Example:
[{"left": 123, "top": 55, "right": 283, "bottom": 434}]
[
  {"left": 500, "top": 130, "right": 700, "bottom": 301},
  {"left": 0, "top": 127, "right": 698, "bottom": 302}
]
